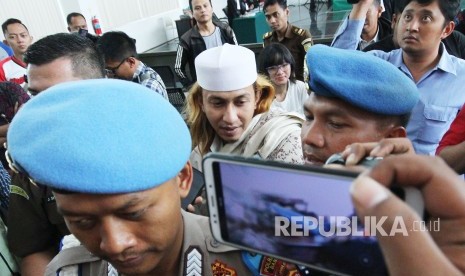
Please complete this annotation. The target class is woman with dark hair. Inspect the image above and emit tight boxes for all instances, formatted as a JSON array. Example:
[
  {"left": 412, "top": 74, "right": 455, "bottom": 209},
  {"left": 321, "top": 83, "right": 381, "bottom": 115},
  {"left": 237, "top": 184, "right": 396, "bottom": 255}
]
[{"left": 259, "top": 43, "right": 308, "bottom": 116}]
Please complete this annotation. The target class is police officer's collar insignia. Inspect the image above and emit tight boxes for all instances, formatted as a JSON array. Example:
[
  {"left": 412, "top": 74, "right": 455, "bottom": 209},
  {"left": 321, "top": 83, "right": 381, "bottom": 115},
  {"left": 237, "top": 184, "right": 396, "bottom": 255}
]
[
  {"left": 211, "top": 260, "right": 237, "bottom": 276},
  {"left": 9, "top": 185, "right": 29, "bottom": 200},
  {"left": 184, "top": 246, "right": 203, "bottom": 276},
  {"left": 108, "top": 263, "right": 118, "bottom": 276}
]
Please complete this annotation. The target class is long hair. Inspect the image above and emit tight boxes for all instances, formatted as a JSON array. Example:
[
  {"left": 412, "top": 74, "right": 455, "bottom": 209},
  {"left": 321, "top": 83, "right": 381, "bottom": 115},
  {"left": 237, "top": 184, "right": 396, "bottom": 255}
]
[{"left": 185, "top": 74, "right": 275, "bottom": 156}]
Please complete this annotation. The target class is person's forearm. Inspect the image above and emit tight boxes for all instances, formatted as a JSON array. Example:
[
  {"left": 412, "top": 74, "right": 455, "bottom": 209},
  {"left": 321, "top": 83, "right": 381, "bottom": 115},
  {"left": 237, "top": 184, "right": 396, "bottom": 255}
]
[
  {"left": 439, "top": 141, "right": 465, "bottom": 174},
  {"left": 20, "top": 248, "right": 56, "bottom": 276},
  {"left": 349, "top": 0, "right": 373, "bottom": 20}
]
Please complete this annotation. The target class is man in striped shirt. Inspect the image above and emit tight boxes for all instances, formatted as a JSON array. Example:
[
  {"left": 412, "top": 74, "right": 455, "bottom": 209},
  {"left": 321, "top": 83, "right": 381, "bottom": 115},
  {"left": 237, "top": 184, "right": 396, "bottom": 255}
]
[{"left": 97, "top": 31, "right": 168, "bottom": 100}]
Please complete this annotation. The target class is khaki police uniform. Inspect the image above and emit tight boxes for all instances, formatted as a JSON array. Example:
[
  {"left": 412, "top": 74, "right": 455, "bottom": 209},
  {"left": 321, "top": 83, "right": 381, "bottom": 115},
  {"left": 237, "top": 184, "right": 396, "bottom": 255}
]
[
  {"left": 263, "top": 23, "right": 312, "bottom": 82},
  {"left": 7, "top": 173, "right": 69, "bottom": 258},
  {"left": 45, "top": 210, "right": 251, "bottom": 276}
]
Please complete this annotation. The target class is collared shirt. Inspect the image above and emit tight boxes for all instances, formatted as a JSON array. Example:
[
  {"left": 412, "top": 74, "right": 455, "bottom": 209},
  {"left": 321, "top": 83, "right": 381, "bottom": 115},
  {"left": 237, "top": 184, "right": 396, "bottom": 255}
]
[
  {"left": 333, "top": 19, "right": 465, "bottom": 155},
  {"left": 132, "top": 62, "right": 168, "bottom": 100},
  {"left": 359, "top": 27, "right": 379, "bottom": 50},
  {"left": 45, "top": 210, "right": 253, "bottom": 276},
  {"left": 332, "top": 17, "right": 391, "bottom": 51},
  {"left": 8, "top": 173, "right": 70, "bottom": 257},
  {"left": 436, "top": 103, "right": 465, "bottom": 154}
]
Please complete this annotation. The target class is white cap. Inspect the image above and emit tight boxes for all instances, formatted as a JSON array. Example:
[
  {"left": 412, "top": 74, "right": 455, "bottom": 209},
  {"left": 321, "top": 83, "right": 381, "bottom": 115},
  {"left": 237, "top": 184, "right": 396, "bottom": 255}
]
[{"left": 195, "top": 44, "right": 257, "bottom": 91}]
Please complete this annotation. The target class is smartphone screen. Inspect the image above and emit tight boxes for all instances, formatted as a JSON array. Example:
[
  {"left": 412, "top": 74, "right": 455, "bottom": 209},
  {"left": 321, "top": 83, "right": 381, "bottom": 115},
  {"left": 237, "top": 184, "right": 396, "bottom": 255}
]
[{"left": 211, "top": 159, "right": 388, "bottom": 276}]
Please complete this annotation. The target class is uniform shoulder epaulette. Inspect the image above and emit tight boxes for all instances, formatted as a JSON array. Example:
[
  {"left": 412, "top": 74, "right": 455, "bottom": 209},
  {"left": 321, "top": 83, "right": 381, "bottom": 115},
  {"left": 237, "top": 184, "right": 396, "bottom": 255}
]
[
  {"left": 291, "top": 26, "right": 306, "bottom": 36},
  {"left": 263, "top": 32, "right": 272, "bottom": 39}
]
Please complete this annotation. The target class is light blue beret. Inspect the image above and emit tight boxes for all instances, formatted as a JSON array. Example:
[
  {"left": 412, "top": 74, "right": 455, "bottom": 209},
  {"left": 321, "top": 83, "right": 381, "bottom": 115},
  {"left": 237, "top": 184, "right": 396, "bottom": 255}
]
[
  {"left": 7, "top": 79, "right": 191, "bottom": 194},
  {"left": 306, "top": 44, "right": 419, "bottom": 115}
]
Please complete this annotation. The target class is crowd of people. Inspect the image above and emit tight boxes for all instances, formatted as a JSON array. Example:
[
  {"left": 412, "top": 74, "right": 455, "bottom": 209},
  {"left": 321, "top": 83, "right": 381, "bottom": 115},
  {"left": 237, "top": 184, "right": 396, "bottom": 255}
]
[{"left": 0, "top": 0, "right": 465, "bottom": 275}]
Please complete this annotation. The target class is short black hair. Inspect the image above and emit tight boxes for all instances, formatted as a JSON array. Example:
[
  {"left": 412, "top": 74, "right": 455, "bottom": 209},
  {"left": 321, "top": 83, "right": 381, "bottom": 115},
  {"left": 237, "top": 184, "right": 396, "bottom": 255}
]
[
  {"left": 264, "top": 0, "right": 287, "bottom": 11},
  {"left": 66, "top": 12, "right": 86, "bottom": 26},
  {"left": 97, "top": 31, "right": 137, "bottom": 62},
  {"left": 259, "top": 43, "right": 297, "bottom": 82},
  {"left": 189, "top": 0, "right": 212, "bottom": 11},
  {"left": 402, "top": 0, "right": 460, "bottom": 22},
  {"left": 2, "top": 18, "right": 28, "bottom": 36},
  {"left": 24, "top": 33, "right": 105, "bottom": 79}
]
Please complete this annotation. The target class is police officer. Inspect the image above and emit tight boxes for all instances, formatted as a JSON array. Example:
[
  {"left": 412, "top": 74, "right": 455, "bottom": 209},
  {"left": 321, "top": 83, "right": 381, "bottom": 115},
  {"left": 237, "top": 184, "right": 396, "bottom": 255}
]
[
  {"left": 301, "top": 44, "right": 420, "bottom": 166},
  {"left": 262, "top": 0, "right": 312, "bottom": 82},
  {"left": 6, "top": 33, "right": 105, "bottom": 276},
  {"left": 7, "top": 79, "right": 304, "bottom": 276}
]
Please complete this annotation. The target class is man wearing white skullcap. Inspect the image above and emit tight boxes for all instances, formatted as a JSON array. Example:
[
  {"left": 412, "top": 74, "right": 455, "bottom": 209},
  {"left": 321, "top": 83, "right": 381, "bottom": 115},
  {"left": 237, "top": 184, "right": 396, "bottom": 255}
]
[{"left": 186, "top": 44, "right": 304, "bottom": 171}]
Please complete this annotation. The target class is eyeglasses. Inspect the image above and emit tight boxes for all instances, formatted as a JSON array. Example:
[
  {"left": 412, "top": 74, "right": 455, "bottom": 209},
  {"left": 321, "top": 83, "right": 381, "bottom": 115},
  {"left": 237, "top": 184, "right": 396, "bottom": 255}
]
[
  {"left": 105, "top": 57, "right": 130, "bottom": 77},
  {"left": 266, "top": 63, "right": 290, "bottom": 75}
]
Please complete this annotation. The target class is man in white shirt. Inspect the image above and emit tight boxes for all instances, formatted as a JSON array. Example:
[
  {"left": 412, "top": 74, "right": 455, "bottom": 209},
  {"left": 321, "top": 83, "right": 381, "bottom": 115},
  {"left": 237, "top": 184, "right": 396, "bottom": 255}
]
[{"left": 0, "top": 18, "right": 33, "bottom": 88}]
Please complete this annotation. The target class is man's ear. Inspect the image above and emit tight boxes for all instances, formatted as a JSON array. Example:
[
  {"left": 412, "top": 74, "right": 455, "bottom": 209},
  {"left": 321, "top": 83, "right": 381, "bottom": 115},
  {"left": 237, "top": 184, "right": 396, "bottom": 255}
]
[
  {"left": 3, "top": 39, "right": 9, "bottom": 47},
  {"left": 377, "top": 6, "right": 383, "bottom": 18},
  {"left": 441, "top": 21, "right": 455, "bottom": 40},
  {"left": 177, "top": 161, "right": 193, "bottom": 199},
  {"left": 67, "top": 27, "right": 71, "bottom": 32},
  {"left": 127, "top": 57, "right": 137, "bottom": 68},
  {"left": 386, "top": 126, "right": 407, "bottom": 138}
]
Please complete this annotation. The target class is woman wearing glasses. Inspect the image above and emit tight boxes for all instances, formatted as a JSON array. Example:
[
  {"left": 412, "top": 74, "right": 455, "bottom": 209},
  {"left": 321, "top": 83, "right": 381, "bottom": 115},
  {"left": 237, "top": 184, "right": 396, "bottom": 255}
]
[{"left": 259, "top": 43, "right": 309, "bottom": 116}]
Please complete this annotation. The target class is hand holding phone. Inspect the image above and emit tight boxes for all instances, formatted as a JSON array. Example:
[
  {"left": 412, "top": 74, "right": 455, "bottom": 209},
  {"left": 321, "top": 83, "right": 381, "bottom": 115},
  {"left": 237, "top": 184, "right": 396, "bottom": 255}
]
[
  {"left": 351, "top": 155, "right": 465, "bottom": 275},
  {"left": 203, "top": 154, "right": 424, "bottom": 276}
]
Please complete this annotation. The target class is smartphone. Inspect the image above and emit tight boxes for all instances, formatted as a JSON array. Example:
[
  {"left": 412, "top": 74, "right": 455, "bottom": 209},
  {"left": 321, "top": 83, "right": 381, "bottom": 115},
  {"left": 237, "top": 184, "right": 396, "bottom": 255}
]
[{"left": 203, "top": 153, "right": 424, "bottom": 276}]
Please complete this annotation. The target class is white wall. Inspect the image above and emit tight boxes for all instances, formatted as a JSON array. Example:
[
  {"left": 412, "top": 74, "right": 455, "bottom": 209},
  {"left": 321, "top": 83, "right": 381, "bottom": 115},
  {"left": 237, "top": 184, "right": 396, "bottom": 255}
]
[
  {"left": 1, "top": 0, "right": 187, "bottom": 53},
  {"left": 0, "top": 1, "right": 66, "bottom": 41},
  {"left": 116, "top": 9, "right": 183, "bottom": 52},
  {"left": 70, "top": 0, "right": 183, "bottom": 52}
]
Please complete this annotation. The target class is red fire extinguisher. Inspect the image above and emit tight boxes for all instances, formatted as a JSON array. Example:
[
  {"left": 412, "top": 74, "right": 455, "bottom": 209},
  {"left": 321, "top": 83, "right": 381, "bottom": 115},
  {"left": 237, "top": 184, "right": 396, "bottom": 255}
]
[{"left": 92, "top": 16, "right": 102, "bottom": 36}]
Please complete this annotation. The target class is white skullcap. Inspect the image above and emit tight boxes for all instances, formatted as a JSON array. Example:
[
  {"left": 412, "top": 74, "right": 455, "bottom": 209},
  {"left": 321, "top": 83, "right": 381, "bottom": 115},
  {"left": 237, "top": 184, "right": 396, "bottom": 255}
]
[{"left": 195, "top": 44, "right": 257, "bottom": 91}]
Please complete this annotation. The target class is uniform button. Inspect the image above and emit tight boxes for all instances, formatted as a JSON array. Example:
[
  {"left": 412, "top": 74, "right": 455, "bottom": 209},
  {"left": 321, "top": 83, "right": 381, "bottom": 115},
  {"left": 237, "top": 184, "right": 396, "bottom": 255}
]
[{"left": 210, "top": 239, "right": 220, "bottom": 248}]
